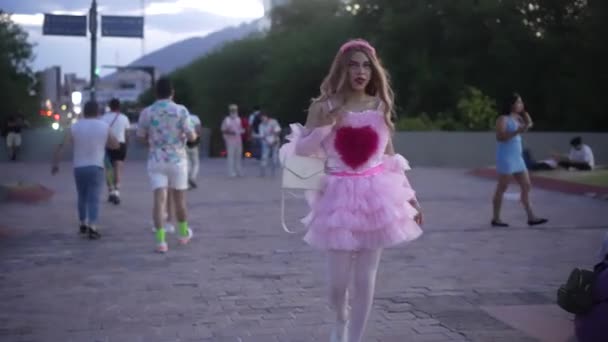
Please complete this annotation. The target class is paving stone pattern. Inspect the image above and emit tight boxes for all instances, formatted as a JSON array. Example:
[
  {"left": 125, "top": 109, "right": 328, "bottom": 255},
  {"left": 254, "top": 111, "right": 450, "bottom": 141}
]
[{"left": 0, "top": 160, "right": 605, "bottom": 342}]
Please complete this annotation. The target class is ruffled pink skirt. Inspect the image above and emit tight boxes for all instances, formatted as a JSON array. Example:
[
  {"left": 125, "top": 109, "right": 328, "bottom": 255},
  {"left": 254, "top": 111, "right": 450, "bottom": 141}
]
[{"left": 302, "top": 156, "right": 423, "bottom": 251}]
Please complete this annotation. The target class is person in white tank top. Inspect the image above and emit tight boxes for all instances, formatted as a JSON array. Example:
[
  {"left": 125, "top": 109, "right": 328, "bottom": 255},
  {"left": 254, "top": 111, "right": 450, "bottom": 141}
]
[
  {"left": 51, "top": 101, "right": 119, "bottom": 239},
  {"left": 100, "top": 98, "right": 131, "bottom": 204}
]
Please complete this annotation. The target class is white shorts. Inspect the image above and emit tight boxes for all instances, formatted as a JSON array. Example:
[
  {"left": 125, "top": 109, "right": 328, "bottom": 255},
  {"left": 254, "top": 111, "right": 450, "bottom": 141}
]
[
  {"left": 6, "top": 132, "right": 21, "bottom": 147},
  {"left": 147, "top": 160, "right": 188, "bottom": 190}
]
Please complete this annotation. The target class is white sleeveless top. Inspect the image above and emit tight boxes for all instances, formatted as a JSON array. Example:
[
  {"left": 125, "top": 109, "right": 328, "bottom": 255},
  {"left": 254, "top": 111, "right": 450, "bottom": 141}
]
[{"left": 322, "top": 98, "right": 388, "bottom": 172}]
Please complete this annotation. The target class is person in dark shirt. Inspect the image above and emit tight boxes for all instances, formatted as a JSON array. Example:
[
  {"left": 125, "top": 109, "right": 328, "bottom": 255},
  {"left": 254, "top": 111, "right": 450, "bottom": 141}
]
[
  {"left": 575, "top": 233, "right": 608, "bottom": 342},
  {"left": 5, "top": 115, "right": 28, "bottom": 161},
  {"left": 522, "top": 148, "right": 557, "bottom": 171},
  {"left": 248, "top": 105, "right": 262, "bottom": 159},
  {"left": 240, "top": 115, "right": 250, "bottom": 158}
]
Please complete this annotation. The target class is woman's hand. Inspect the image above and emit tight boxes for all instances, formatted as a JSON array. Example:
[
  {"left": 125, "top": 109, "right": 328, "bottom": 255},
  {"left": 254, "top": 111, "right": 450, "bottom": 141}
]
[
  {"left": 305, "top": 100, "right": 336, "bottom": 129},
  {"left": 319, "top": 110, "right": 338, "bottom": 127},
  {"left": 512, "top": 115, "right": 527, "bottom": 133},
  {"left": 516, "top": 124, "right": 527, "bottom": 134},
  {"left": 409, "top": 199, "right": 423, "bottom": 225},
  {"left": 414, "top": 210, "right": 423, "bottom": 225},
  {"left": 522, "top": 111, "right": 533, "bottom": 129}
]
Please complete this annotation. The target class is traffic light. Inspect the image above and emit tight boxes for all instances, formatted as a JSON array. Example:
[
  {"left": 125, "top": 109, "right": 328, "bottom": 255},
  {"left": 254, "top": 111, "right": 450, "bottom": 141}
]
[
  {"left": 53, "top": 114, "right": 60, "bottom": 121},
  {"left": 95, "top": 67, "right": 101, "bottom": 77}
]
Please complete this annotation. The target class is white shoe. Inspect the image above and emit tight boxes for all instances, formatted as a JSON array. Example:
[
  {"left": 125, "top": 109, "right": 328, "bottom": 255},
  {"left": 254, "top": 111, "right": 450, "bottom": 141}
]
[
  {"left": 164, "top": 223, "right": 175, "bottom": 234},
  {"left": 149, "top": 222, "right": 175, "bottom": 233},
  {"left": 155, "top": 242, "right": 168, "bottom": 253},
  {"left": 178, "top": 228, "right": 193, "bottom": 245}
]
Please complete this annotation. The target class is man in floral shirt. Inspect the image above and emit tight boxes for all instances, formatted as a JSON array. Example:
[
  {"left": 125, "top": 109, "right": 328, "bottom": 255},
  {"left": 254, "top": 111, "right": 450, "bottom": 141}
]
[{"left": 137, "top": 78, "right": 197, "bottom": 253}]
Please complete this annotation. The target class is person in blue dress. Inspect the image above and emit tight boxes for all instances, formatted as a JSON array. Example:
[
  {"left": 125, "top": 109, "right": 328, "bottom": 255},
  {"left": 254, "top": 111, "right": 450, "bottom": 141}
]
[{"left": 492, "top": 93, "right": 548, "bottom": 227}]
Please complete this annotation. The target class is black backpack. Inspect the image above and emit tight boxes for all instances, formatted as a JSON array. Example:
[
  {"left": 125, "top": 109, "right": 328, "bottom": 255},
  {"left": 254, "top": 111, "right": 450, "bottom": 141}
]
[{"left": 557, "top": 258, "right": 608, "bottom": 315}]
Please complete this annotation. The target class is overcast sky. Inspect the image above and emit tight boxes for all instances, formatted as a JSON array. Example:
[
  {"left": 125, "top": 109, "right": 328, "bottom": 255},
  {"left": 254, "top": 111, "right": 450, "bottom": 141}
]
[{"left": 1, "top": 0, "right": 265, "bottom": 77}]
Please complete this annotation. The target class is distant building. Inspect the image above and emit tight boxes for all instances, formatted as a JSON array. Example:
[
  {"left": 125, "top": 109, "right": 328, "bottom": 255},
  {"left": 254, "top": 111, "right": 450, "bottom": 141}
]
[
  {"left": 81, "top": 69, "right": 154, "bottom": 106},
  {"left": 63, "top": 73, "right": 87, "bottom": 96},
  {"left": 39, "top": 66, "right": 61, "bottom": 111}
]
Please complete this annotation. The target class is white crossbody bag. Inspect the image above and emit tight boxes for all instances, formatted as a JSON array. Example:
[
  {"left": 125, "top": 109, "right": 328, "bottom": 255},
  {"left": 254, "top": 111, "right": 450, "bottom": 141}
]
[{"left": 280, "top": 153, "right": 325, "bottom": 233}]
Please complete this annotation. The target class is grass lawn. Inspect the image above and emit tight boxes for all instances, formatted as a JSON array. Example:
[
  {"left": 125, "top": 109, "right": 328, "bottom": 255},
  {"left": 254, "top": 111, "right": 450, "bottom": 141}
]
[{"left": 535, "top": 169, "right": 608, "bottom": 188}]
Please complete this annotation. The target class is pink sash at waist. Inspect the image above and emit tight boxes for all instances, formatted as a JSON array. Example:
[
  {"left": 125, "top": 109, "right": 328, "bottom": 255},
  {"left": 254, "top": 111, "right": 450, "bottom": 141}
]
[{"left": 328, "top": 163, "right": 385, "bottom": 177}]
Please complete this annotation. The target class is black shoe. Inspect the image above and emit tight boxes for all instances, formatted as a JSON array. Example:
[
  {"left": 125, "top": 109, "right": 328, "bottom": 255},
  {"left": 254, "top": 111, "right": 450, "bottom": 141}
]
[
  {"left": 528, "top": 218, "right": 548, "bottom": 226},
  {"left": 88, "top": 227, "right": 101, "bottom": 240},
  {"left": 79, "top": 224, "right": 88, "bottom": 234},
  {"left": 491, "top": 220, "right": 509, "bottom": 227},
  {"left": 108, "top": 194, "right": 120, "bottom": 205},
  {"left": 188, "top": 180, "right": 197, "bottom": 189}
]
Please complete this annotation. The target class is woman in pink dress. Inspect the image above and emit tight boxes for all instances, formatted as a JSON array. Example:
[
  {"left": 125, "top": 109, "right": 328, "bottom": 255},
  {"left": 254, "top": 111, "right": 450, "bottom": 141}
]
[{"left": 282, "top": 39, "right": 423, "bottom": 342}]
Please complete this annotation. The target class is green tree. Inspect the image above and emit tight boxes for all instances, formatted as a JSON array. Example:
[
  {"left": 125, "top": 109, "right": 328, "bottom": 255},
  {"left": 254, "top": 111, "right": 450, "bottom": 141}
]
[
  {"left": 456, "top": 86, "right": 498, "bottom": 130},
  {"left": 259, "top": 1, "right": 356, "bottom": 124},
  {"left": 270, "top": 0, "right": 345, "bottom": 32},
  {"left": 351, "top": 0, "right": 605, "bottom": 130},
  {"left": 140, "top": 0, "right": 607, "bottom": 144},
  {"left": 0, "top": 11, "right": 37, "bottom": 122}
]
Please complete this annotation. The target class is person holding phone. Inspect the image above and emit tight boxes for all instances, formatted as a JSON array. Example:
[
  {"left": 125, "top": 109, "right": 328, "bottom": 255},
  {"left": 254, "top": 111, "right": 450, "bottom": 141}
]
[{"left": 492, "top": 93, "right": 547, "bottom": 227}]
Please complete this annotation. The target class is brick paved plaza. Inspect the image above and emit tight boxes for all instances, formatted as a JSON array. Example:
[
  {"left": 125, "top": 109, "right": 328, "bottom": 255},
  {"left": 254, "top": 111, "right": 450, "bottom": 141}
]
[{"left": 0, "top": 160, "right": 605, "bottom": 342}]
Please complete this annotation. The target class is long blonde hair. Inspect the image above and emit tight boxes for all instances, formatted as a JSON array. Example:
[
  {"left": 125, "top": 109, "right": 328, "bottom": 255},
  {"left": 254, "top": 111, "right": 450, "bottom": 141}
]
[{"left": 315, "top": 39, "right": 395, "bottom": 130}]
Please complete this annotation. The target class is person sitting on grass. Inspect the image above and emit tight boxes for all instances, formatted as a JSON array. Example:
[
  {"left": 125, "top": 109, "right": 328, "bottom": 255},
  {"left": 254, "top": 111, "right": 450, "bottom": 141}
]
[
  {"left": 523, "top": 148, "right": 558, "bottom": 172},
  {"left": 553, "top": 136, "right": 595, "bottom": 171}
]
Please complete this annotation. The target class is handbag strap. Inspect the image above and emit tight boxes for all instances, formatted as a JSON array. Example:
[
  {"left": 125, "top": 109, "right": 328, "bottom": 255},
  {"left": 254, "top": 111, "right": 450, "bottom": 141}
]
[
  {"left": 281, "top": 190, "right": 298, "bottom": 234},
  {"left": 109, "top": 113, "right": 120, "bottom": 128}
]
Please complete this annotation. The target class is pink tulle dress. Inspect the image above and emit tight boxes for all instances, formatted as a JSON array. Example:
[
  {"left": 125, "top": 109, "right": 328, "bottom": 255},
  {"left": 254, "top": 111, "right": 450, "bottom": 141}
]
[{"left": 281, "top": 101, "right": 423, "bottom": 251}]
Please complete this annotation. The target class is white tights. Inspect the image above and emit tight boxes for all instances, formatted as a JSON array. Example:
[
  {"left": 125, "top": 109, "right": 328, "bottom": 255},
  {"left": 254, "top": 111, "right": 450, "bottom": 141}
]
[{"left": 327, "top": 249, "right": 383, "bottom": 342}]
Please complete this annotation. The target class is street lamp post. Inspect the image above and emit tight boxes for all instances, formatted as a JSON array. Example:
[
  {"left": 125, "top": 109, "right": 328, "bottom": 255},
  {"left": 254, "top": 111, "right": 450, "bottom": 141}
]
[
  {"left": 43, "top": 0, "right": 145, "bottom": 105},
  {"left": 89, "top": 0, "right": 98, "bottom": 102}
]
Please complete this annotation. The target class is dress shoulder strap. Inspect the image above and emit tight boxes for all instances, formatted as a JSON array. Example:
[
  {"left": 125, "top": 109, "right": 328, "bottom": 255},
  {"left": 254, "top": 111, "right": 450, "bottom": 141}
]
[
  {"left": 376, "top": 99, "right": 383, "bottom": 110},
  {"left": 327, "top": 99, "right": 334, "bottom": 111}
]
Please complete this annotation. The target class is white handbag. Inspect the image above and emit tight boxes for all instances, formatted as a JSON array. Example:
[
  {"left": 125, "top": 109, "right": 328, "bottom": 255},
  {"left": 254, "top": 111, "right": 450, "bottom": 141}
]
[
  {"left": 282, "top": 154, "right": 325, "bottom": 190},
  {"left": 280, "top": 154, "right": 326, "bottom": 233}
]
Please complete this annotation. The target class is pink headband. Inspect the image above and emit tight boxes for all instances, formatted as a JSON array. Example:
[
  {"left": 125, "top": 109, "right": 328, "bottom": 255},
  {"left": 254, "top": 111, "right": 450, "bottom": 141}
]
[{"left": 339, "top": 39, "right": 376, "bottom": 56}]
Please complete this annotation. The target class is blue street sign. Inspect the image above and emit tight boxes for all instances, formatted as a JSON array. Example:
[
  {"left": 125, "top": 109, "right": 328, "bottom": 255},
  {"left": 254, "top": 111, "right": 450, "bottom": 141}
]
[
  {"left": 101, "top": 16, "right": 144, "bottom": 38},
  {"left": 43, "top": 14, "right": 87, "bottom": 36}
]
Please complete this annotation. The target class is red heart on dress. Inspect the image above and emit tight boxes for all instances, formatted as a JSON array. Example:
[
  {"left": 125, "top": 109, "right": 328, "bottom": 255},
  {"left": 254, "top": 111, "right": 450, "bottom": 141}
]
[{"left": 334, "top": 125, "right": 379, "bottom": 169}]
